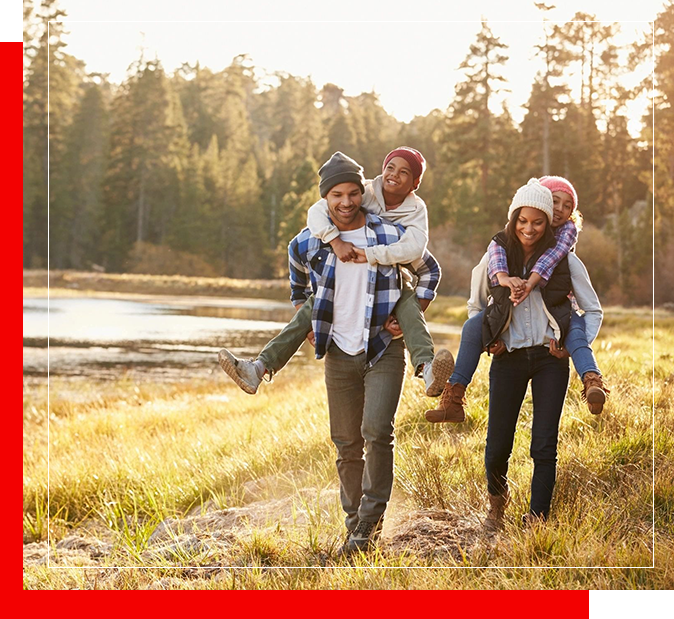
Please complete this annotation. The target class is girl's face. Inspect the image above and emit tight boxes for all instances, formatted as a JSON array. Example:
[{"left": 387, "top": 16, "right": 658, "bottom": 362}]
[
  {"left": 515, "top": 207, "right": 548, "bottom": 251},
  {"left": 552, "top": 190, "right": 574, "bottom": 228}
]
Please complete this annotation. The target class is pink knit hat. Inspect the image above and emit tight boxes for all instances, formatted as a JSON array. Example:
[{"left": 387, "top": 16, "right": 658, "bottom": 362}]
[
  {"left": 539, "top": 176, "right": 578, "bottom": 211},
  {"left": 383, "top": 147, "right": 426, "bottom": 189}
]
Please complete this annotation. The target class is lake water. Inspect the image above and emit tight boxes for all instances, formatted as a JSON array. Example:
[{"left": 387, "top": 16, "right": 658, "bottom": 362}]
[{"left": 23, "top": 295, "right": 460, "bottom": 381}]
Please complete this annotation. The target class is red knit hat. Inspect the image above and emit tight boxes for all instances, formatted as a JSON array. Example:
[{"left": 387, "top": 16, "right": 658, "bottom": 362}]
[
  {"left": 539, "top": 176, "right": 578, "bottom": 211},
  {"left": 382, "top": 147, "right": 426, "bottom": 189}
]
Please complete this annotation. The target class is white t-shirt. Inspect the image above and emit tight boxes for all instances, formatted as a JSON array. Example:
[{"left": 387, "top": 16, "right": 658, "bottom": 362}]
[{"left": 332, "top": 226, "right": 369, "bottom": 355}]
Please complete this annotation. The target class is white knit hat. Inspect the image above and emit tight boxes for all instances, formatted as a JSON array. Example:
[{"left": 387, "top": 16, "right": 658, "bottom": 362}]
[{"left": 507, "top": 178, "right": 554, "bottom": 224}]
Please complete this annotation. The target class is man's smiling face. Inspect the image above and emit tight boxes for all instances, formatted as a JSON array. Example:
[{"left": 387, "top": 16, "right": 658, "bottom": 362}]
[{"left": 326, "top": 182, "right": 364, "bottom": 230}]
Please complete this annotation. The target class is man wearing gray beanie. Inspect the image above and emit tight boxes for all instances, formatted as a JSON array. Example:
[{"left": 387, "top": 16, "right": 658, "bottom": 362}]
[
  {"left": 318, "top": 151, "right": 366, "bottom": 198},
  {"left": 219, "top": 152, "right": 442, "bottom": 556}
]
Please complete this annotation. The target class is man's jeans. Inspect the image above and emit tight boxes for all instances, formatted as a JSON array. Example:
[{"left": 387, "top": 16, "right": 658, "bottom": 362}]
[
  {"left": 324, "top": 339, "right": 406, "bottom": 531},
  {"left": 258, "top": 288, "right": 433, "bottom": 377},
  {"left": 485, "top": 346, "right": 569, "bottom": 518}
]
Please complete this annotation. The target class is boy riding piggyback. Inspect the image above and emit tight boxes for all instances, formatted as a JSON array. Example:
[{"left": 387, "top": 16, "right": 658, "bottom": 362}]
[{"left": 219, "top": 148, "right": 455, "bottom": 403}]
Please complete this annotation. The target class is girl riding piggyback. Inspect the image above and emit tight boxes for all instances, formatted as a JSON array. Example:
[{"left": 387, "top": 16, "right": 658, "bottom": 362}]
[{"left": 426, "top": 176, "right": 608, "bottom": 423}]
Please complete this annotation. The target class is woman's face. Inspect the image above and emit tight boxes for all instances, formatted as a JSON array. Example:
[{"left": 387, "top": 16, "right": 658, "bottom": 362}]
[
  {"left": 515, "top": 207, "right": 548, "bottom": 250},
  {"left": 551, "top": 191, "right": 574, "bottom": 228}
]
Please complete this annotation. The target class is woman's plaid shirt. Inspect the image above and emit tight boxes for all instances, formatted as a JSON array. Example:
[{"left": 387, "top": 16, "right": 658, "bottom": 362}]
[{"left": 288, "top": 213, "right": 441, "bottom": 367}]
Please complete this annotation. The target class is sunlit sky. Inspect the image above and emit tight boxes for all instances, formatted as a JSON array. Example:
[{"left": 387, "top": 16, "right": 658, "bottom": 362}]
[{"left": 42, "top": 0, "right": 665, "bottom": 133}]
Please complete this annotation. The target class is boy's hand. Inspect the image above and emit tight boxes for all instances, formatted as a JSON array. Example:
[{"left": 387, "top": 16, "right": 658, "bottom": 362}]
[
  {"left": 548, "top": 339, "right": 569, "bottom": 358},
  {"left": 352, "top": 248, "right": 368, "bottom": 263},
  {"left": 330, "top": 238, "right": 358, "bottom": 262},
  {"left": 384, "top": 315, "right": 403, "bottom": 337}
]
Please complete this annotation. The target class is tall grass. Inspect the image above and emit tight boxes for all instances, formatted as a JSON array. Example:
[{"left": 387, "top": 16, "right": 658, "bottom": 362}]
[{"left": 22, "top": 310, "right": 673, "bottom": 589}]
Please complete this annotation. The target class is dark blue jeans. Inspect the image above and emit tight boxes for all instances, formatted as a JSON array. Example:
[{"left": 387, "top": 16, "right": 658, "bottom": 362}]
[{"left": 485, "top": 346, "right": 570, "bottom": 518}]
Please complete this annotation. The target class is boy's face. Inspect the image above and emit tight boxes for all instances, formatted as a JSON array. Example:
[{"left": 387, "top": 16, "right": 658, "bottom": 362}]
[
  {"left": 382, "top": 157, "right": 415, "bottom": 200},
  {"left": 326, "top": 182, "right": 364, "bottom": 230},
  {"left": 551, "top": 191, "right": 574, "bottom": 228}
]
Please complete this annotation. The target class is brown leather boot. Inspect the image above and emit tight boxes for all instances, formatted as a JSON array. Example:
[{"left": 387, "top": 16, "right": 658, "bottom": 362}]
[
  {"left": 484, "top": 491, "right": 510, "bottom": 532},
  {"left": 425, "top": 382, "right": 466, "bottom": 423},
  {"left": 582, "top": 372, "right": 609, "bottom": 415}
]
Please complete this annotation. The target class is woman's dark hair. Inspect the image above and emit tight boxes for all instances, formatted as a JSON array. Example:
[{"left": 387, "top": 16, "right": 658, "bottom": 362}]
[{"left": 504, "top": 207, "right": 555, "bottom": 275}]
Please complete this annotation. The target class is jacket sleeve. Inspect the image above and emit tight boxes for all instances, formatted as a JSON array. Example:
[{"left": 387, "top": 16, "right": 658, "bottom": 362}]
[
  {"left": 288, "top": 238, "right": 312, "bottom": 307},
  {"left": 306, "top": 198, "right": 340, "bottom": 244},
  {"left": 407, "top": 249, "right": 441, "bottom": 301},
  {"left": 364, "top": 196, "right": 429, "bottom": 266},
  {"left": 568, "top": 253, "right": 603, "bottom": 344},
  {"left": 531, "top": 221, "right": 579, "bottom": 285},
  {"left": 487, "top": 240, "right": 508, "bottom": 285},
  {"left": 467, "top": 252, "right": 490, "bottom": 318}
]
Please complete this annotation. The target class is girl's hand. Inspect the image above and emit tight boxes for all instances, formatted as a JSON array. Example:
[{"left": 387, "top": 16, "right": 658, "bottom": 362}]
[{"left": 512, "top": 280, "right": 534, "bottom": 306}]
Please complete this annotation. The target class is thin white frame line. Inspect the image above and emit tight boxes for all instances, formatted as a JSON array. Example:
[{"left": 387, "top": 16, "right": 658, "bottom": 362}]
[
  {"left": 40, "top": 17, "right": 658, "bottom": 574},
  {"left": 50, "top": 20, "right": 656, "bottom": 24},
  {"left": 47, "top": 20, "right": 51, "bottom": 571},
  {"left": 651, "top": 19, "right": 656, "bottom": 571}
]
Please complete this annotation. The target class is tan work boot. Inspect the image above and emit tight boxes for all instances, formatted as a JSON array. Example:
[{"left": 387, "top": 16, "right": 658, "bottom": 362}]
[
  {"left": 425, "top": 382, "right": 466, "bottom": 423},
  {"left": 484, "top": 491, "right": 510, "bottom": 532},
  {"left": 582, "top": 372, "right": 609, "bottom": 415}
]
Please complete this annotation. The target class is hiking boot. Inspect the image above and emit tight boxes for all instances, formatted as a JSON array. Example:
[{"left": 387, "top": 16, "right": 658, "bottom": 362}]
[
  {"left": 425, "top": 382, "right": 466, "bottom": 423},
  {"left": 522, "top": 512, "right": 546, "bottom": 527},
  {"left": 422, "top": 349, "right": 455, "bottom": 397},
  {"left": 217, "top": 348, "right": 262, "bottom": 394},
  {"left": 484, "top": 491, "right": 510, "bottom": 532},
  {"left": 339, "top": 519, "right": 383, "bottom": 556},
  {"left": 582, "top": 371, "right": 609, "bottom": 415}
]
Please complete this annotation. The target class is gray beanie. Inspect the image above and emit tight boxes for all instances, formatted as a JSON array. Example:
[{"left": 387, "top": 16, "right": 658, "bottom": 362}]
[
  {"left": 507, "top": 178, "right": 554, "bottom": 224},
  {"left": 318, "top": 152, "right": 366, "bottom": 198}
]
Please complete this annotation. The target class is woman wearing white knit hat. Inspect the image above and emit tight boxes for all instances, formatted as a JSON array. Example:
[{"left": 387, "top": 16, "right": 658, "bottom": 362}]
[{"left": 451, "top": 178, "right": 603, "bottom": 529}]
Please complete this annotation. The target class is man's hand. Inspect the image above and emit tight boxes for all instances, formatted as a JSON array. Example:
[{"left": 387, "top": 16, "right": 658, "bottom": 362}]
[
  {"left": 485, "top": 340, "right": 506, "bottom": 356},
  {"left": 384, "top": 314, "right": 403, "bottom": 337},
  {"left": 548, "top": 338, "right": 569, "bottom": 358},
  {"left": 306, "top": 331, "right": 316, "bottom": 347},
  {"left": 352, "top": 247, "right": 368, "bottom": 263},
  {"left": 330, "top": 238, "right": 358, "bottom": 262}
]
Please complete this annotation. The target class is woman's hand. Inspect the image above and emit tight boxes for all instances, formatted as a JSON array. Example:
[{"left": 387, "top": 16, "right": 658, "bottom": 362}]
[
  {"left": 486, "top": 340, "right": 506, "bottom": 356},
  {"left": 548, "top": 339, "right": 569, "bottom": 358},
  {"left": 384, "top": 314, "right": 403, "bottom": 337}
]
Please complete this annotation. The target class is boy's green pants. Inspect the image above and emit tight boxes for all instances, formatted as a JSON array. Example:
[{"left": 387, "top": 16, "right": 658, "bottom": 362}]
[{"left": 258, "top": 284, "right": 435, "bottom": 376}]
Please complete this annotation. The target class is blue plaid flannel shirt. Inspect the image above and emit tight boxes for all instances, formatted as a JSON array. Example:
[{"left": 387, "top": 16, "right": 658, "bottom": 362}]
[
  {"left": 487, "top": 220, "right": 578, "bottom": 286},
  {"left": 288, "top": 212, "right": 441, "bottom": 366}
]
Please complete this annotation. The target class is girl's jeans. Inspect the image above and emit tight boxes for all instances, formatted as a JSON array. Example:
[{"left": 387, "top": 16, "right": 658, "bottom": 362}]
[
  {"left": 450, "top": 310, "right": 600, "bottom": 387},
  {"left": 485, "top": 346, "right": 570, "bottom": 517}
]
